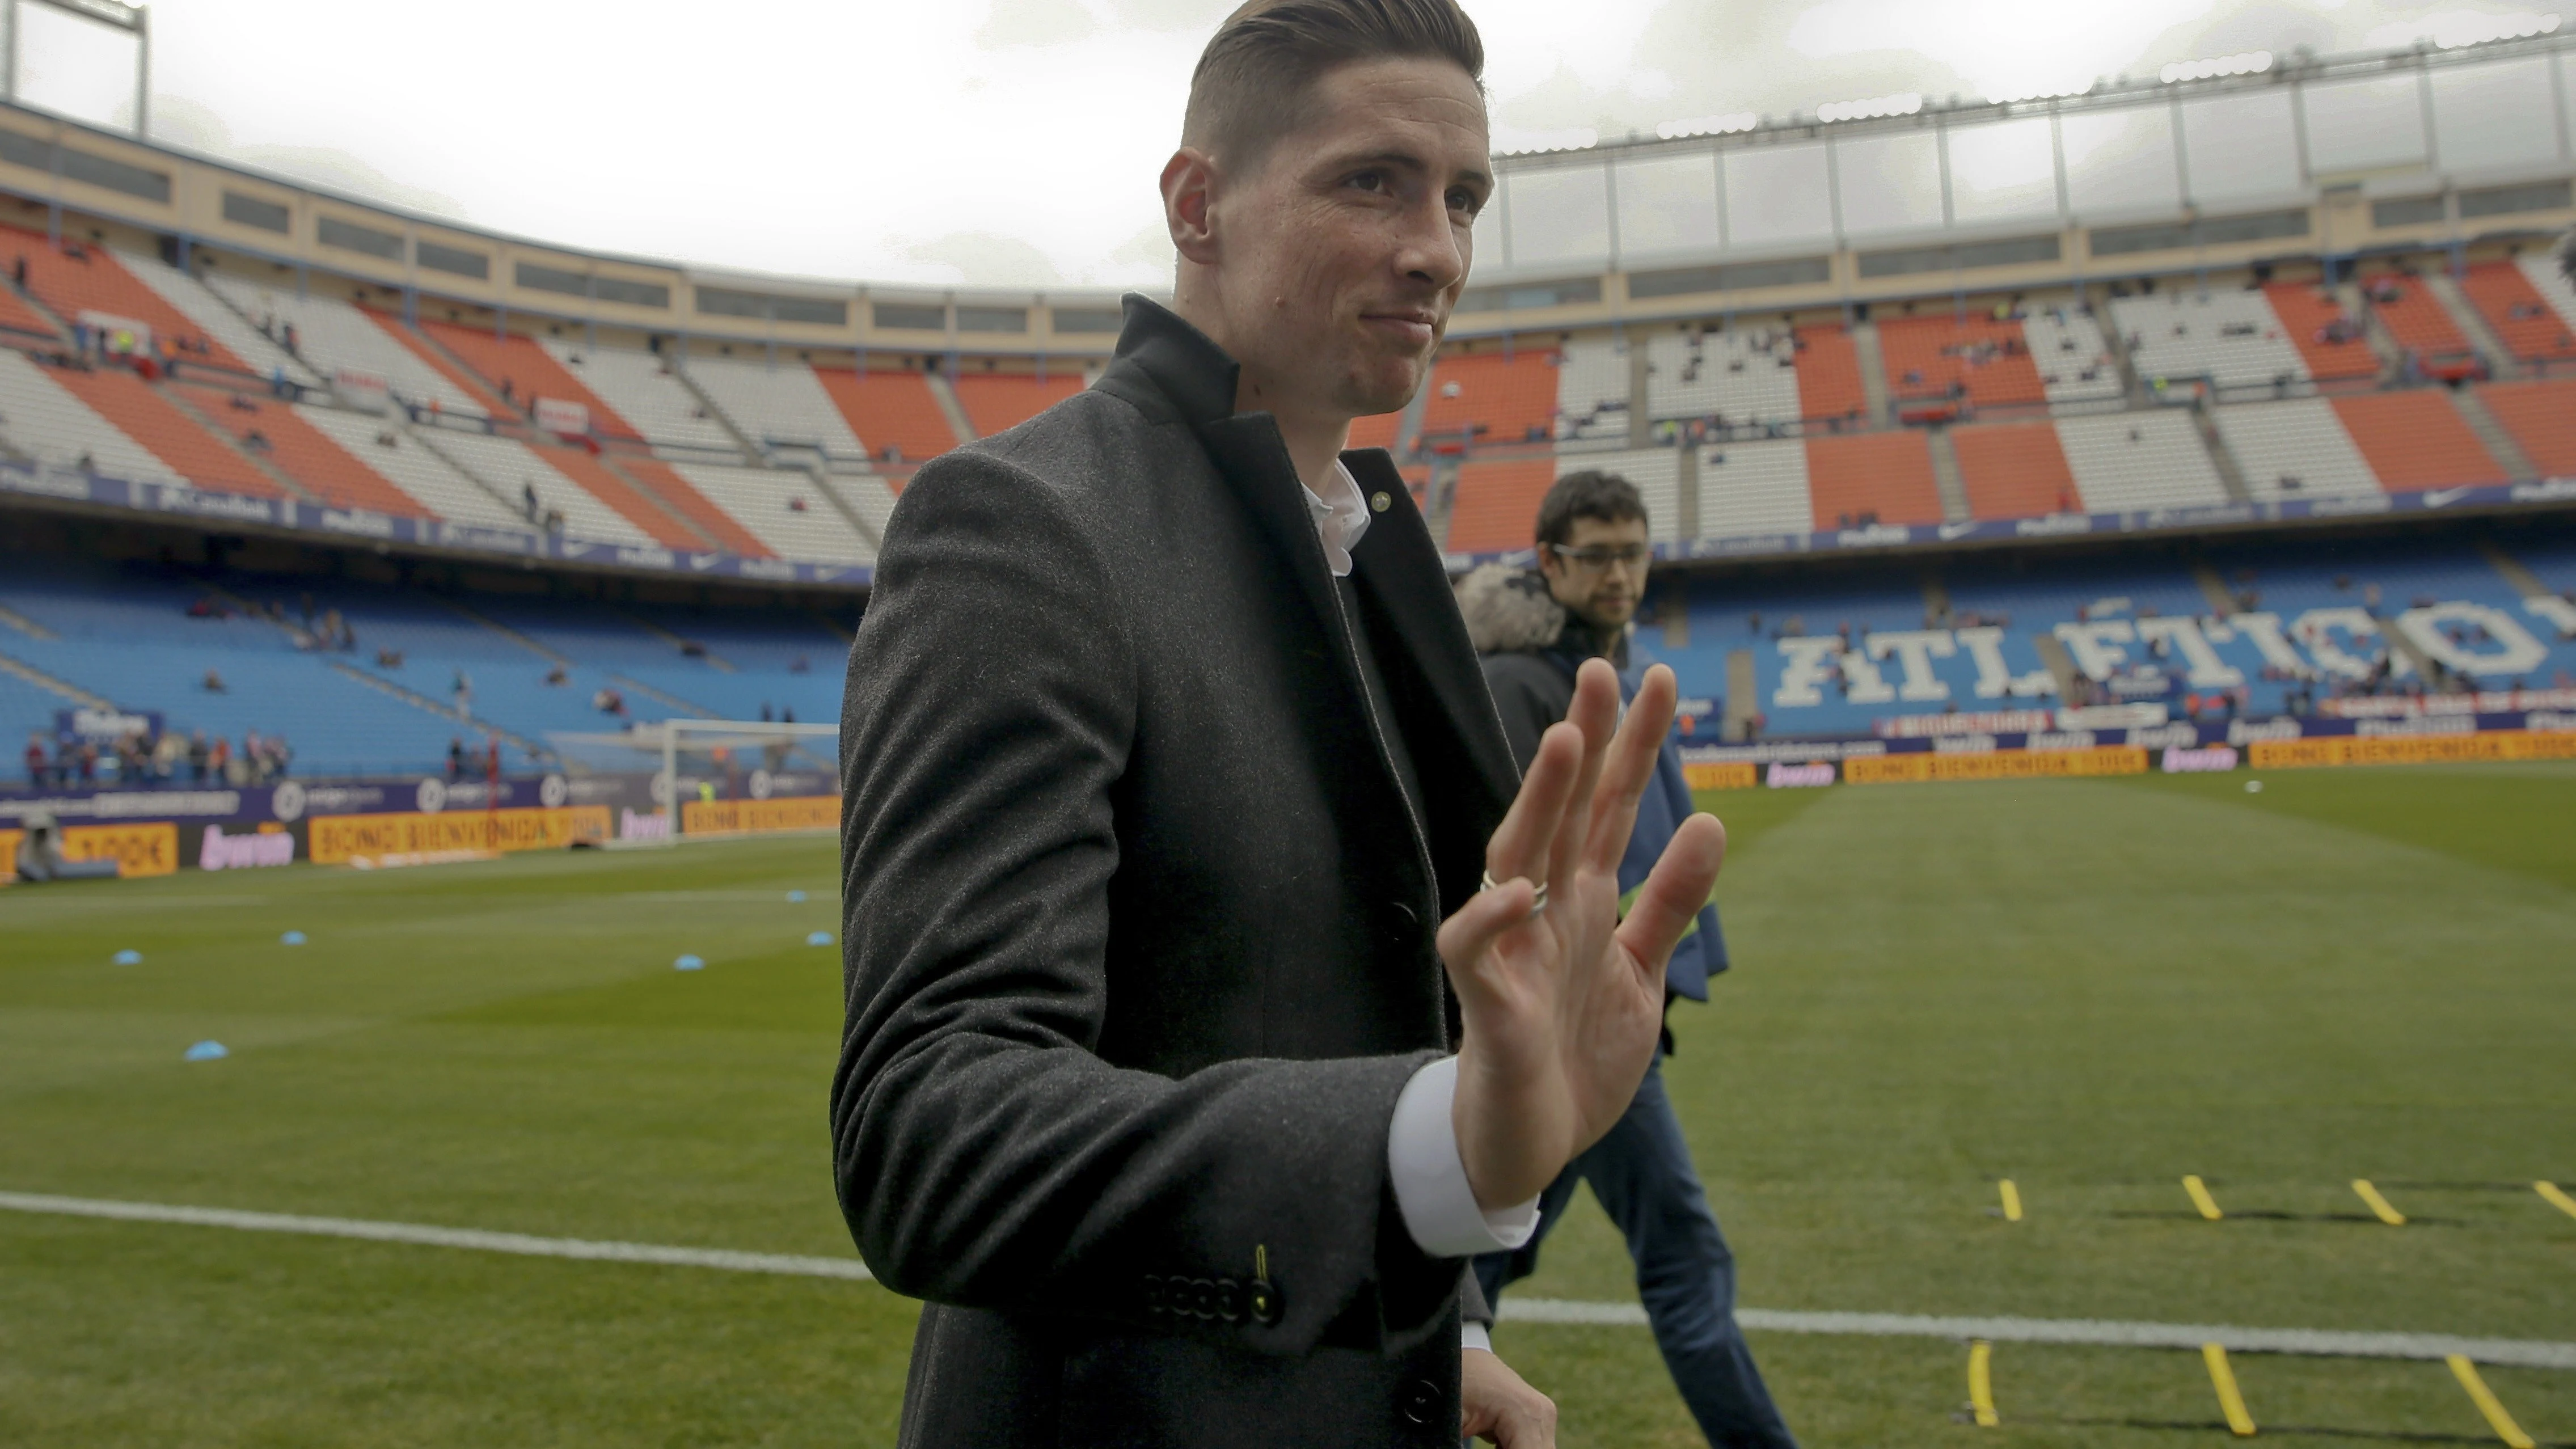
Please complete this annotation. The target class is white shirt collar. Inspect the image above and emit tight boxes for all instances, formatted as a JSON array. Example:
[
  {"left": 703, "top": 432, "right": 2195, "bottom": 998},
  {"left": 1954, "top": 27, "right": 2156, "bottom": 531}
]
[{"left": 1301, "top": 461, "right": 1373, "bottom": 578}]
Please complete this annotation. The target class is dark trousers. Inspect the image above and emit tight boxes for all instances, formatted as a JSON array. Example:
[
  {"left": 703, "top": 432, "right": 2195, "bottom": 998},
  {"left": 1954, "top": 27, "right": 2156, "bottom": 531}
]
[{"left": 1474, "top": 1060, "right": 1797, "bottom": 1449}]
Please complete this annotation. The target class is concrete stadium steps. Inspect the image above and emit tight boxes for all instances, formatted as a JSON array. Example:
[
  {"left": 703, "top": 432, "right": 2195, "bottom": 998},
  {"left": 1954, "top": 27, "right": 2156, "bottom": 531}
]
[
  {"left": 1443, "top": 458, "right": 1559, "bottom": 553},
  {"left": 2329, "top": 391, "right": 2506, "bottom": 491},
  {"left": 2262, "top": 281, "right": 2379, "bottom": 382},
  {"left": 417, "top": 320, "right": 634, "bottom": 442},
  {"left": 1790, "top": 324, "right": 1869, "bottom": 425},
  {"left": 0, "top": 276, "right": 56, "bottom": 337},
  {"left": 171, "top": 383, "right": 426, "bottom": 517},
  {"left": 0, "top": 227, "right": 247, "bottom": 371},
  {"left": 1419, "top": 351, "right": 1560, "bottom": 446},
  {"left": 1694, "top": 437, "right": 1811, "bottom": 538},
  {"left": 2212, "top": 400, "right": 2382, "bottom": 502},
  {"left": 540, "top": 341, "right": 737, "bottom": 456},
  {"left": 414, "top": 431, "right": 656, "bottom": 547},
  {"left": 373, "top": 313, "right": 517, "bottom": 418},
  {"left": 203, "top": 276, "right": 491, "bottom": 420},
  {"left": 1557, "top": 449, "right": 1679, "bottom": 543},
  {"left": 1554, "top": 337, "right": 1629, "bottom": 441},
  {"left": 949, "top": 373, "right": 1084, "bottom": 440},
  {"left": 1644, "top": 327, "right": 1800, "bottom": 428},
  {"left": 2457, "top": 261, "right": 2576, "bottom": 365},
  {"left": 2110, "top": 288, "right": 2308, "bottom": 391},
  {"left": 668, "top": 463, "right": 876, "bottom": 564},
  {"left": 1805, "top": 432, "right": 1942, "bottom": 529},
  {"left": 2055, "top": 411, "right": 2229, "bottom": 512},
  {"left": 122, "top": 259, "right": 316, "bottom": 385},
  {"left": 293, "top": 406, "right": 527, "bottom": 531},
  {"left": 2021, "top": 308, "right": 2123, "bottom": 408},
  {"left": 2476, "top": 379, "right": 2576, "bottom": 475},
  {"left": 613, "top": 456, "right": 774, "bottom": 557},
  {"left": 1952, "top": 422, "right": 2080, "bottom": 519},
  {"left": 2361, "top": 273, "right": 2472, "bottom": 361},
  {"left": 811, "top": 368, "right": 954, "bottom": 464},
  {"left": 0, "top": 348, "right": 191, "bottom": 484},
  {"left": 683, "top": 355, "right": 867, "bottom": 464},
  {"left": 1873, "top": 315, "right": 2045, "bottom": 409}
]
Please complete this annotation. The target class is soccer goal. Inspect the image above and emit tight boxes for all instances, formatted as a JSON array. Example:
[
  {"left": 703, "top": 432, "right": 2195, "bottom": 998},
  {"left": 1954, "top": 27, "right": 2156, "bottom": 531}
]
[{"left": 551, "top": 717, "right": 839, "bottom": 845}]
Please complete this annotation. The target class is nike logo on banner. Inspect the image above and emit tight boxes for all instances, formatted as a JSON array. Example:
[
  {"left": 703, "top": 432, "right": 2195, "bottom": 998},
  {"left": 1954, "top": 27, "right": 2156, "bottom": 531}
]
[
  {"left": 1939, "top": 521, "right": 1978, "bottom": 540},
  {"left": 2421, "top": 487, "right": 2473, "bottom": 509}
]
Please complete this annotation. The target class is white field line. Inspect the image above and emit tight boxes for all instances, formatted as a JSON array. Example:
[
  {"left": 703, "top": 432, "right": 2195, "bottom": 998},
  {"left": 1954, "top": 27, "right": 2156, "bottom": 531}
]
[{"left": 6, "top": 1190, "right": 2572, "bottom": 1371}]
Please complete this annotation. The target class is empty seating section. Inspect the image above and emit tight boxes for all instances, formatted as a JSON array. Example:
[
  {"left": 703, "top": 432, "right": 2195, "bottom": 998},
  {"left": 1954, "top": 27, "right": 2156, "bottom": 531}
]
[
  {"left": 2110, "top": 289, "right": 2307, "bottom": 391},
  {"left": 2020, "top": 307, "right": 2123, "bottom": 408},
  {"left": 2476, "top": 379, "right": 2576, "bottom": 475},
  {"left": 418, "top": 320, "right": 627, "bottom": 438},
  {"left": 1555, "top": 339, "right": 1628, "bottom": 441},
  {"left": 951, "top": 374, "right": 1084, "bottom": 438},
  {"left": 0, "top": 279, "right": 54, "bottom": 336},
  {"left": 685, "top": 356, "right": 865, "bottom": 464},
  {"left": 2328, "top": 391, "right": 2503, "bottom": 491},
  {"left": 55, "top": 365, "right": 290, "bottom": 497},
  {"left": 542, "top": 341, "right": 738, "bottom": 456},
  {"left": 1443, "top": 458, "right": 1558, "bottom": 553},
  {"left": 812, "top": 369, "right": 954, "bottom": 464},
  {"left": 614, "top": 456, "right": 773, "bottom": 556},
  {"left": 2211, "top": 400, "right": 2380, "bottom": 502},
  {"left": 1789, "top": 326, "right": 1868, "bottom": 425},
  {"left": 1559, "top": 449, "right": 1678, "bottom": 542},
  {"left": 124, "top": 261, "right": 317, "bottom": 385},
  {"left": 1418, "top": 352, "right": 1560, "bottom": 445},
  {"left": 2518, "top": 254, "right": 2576, "bottom": 334},
  {"left": 2261, "top": 282, "right": 2378, "bottom": 382},
  {"left": 1646, "top": 575, "right": 1942, "bottom": 738},
  {"left": 1645, "top": 328, "right": 1798, "bottom": 428},
  {"left": 2054, "top": 411, "right": 2228, "bottom": 511},
  {"left": 0, "top": 348, "right": 195, "bottom": 484},
  {"left": 416, "top": 431, "right": 654, "bottom": 547},
  {"left": 0, "top": 229, "right": 246, "bottom": 370},
  {"left": 294, "top": 405, "right": 525, "bottom": 531},
  {"left": 2360, "top": 274, "right": 2471, "bottom": 360},
  {"left": 541, "top": 447, "right": 708, "bottom": 550},
  {"left": 1804, "top": 432, "right": 1941, "bottom": 529},
  {"left": 2457, "top": 261, "right": 2576, "bottom": 364},
  {"left": 204, "top": 276, "right": 492, "bottom": 419},
  {"left": 1873, "top": 315, "right": 2044, "bottom": 408},
  {"left": 172, "top": 384, "right": 426, "bottom": 517},
  {"left": 1695, "top": 438, "right": 1811, "bottom": 538},
  {"left": 668, "top": 463, "right": 876, "bottom": 563},
  {"left": 1346, "top": 409, "right": 1403, "bottom": 451},
  {"left": 824, "top": 471, "right": 901, "bottom": 544},
  {"left": 1951, "top": 423, "right": 2079, "bottom": 519}
]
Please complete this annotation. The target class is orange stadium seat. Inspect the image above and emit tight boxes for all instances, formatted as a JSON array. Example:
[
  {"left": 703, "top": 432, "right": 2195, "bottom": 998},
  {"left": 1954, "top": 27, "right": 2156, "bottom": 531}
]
[
  {"left": 1804, "top": 432, "right": 1942, "bottom": 530},
  {"left": 949, "top": 373, "right": 1084, "bottom": 437},
  {"left": 0, "top": 278, "right": 56, "bottom": 337},
  {"left": 534, "top": 445, "right": 710, "bottom": 550},
  {"left": 172, "top": 381, "right": 427, "bottom": 517},
  {"left": 1872, "top": 315, "right": 2045, "bottom": 409},
  {"left": 2475, "top": 379, "right": 2576, "bottom": 476},
  {"left": 614, "top": 455, "right": 775, "bottom": 557},
  {"left": 1950, "top": 421, "right": 2080, "bottom": 520},
  {"left": 2262, "top": 282, "right": 2379, "bottom": 382},
  {"left": 416, "top": 319, "right": 642, "bottom": 442},
  {"left": 46, "top": 366, "right": 284, "bottom": 497},
  {"left": 1418, "top": 351, "right": 1559, "bottom": 444},
  {"left": 0, "top": 226, "right": 246, "bottom": 370},
  {"left": 2361, "top": 274, "right": 2470, "bottom": 361},
  {"left": 1346, "top": 409, "right": 1403, "bottom": 451},
  {"left": 364, "top": 310, "right": 516, "bottom": 417},
  {"left": 813, "top": 369, "right": 957, "bottom": 464},
  {"left": 1790, "top": 325, "right": 1869, "bottom": 426},
  {"left": 1443, "top": 458, "right": 1557, "bottom": 553},
  {"left": 2457, "top": 263, "right": 2576, "bottom": 364},
  {"left": 2328, "top": 391, "right": 2504, "bottom": 491}
]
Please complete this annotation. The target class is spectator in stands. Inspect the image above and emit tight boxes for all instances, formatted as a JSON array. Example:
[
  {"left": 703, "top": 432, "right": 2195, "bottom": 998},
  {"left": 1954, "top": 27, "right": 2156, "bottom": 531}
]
[
  {"left": 1455, "top": 471, "right": 1797, "bottom": 1449},
  {"left": 545, "top": 663, "right": 569, "bottom": 687},
  {"left": 185, "top": 731, "right": 208, "bottom": 783},
  {"left": 522, "top": 482, "right": 540, "bottom": 523},
  {"left": 151, "top": 729, "right": 181, "bottom": 781},
  {"left": 23, "top": 732, "right": 43, "bottom": 786},
  {"left": 377, "top": 647, "right": 404, "bottom": 669},
  {"left": 202, "top": 667, "right": 227, "bottom": 694},
  {"left": 447, "top": 738, "right": 466, "bottom": 783},
  {"left": 452, "top": 669, "right": 473, "bottom": 720}
]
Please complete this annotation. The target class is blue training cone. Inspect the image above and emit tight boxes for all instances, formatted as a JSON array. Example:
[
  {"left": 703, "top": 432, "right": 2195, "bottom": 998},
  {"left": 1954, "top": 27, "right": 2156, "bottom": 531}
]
[
  {"left": 674, "top": 954, "right": 706, "bottom": 971},
  {"left": 281, "top": 931, "right": 307, "bottom": 946},
  {"left": 183, "top": 1041, "right": 228, "bottom": 1062},
  {"left": 111, "top": 949, "right": 142, "bottom": 965},
  {"left": 807, "top": 931, "right": 833, "bottom": 947},
  {"left": 787, "top": 890, "right": 807, "bottom": 903}
]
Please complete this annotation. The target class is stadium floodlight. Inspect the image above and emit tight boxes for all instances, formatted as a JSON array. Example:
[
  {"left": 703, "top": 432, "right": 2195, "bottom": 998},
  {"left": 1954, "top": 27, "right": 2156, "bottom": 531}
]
[
  {"left": 1654, "top": 112, "right": 1758, "bottom": 141},
  {"left": 2417, "top": 10, "right": 2561, "bottom": 48},
  {"left": 2157, "top": 50, "right": 2273, "bottom": 85},
  {"left": 0, "top": 0, "right": 151, "bottom": 136},
  {"left": 1814, "top": 92, "right": 1923, "bottom": 124}
]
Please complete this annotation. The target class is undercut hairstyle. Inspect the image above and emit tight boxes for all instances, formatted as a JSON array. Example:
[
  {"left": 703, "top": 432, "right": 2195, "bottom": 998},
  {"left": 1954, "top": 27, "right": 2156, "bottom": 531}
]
[
  {"left": 1184, "top": 0, "right": 1485, "bottom": 175},
  {"left": 1535, "top": 470, "right": 1648, "bottom": 550}
]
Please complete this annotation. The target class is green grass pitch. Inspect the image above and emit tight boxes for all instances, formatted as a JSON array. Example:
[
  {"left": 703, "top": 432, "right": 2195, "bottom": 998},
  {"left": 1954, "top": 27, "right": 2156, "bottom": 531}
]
[{"left": 3, "top": 762, "right": 2573, "bottom": 1446}]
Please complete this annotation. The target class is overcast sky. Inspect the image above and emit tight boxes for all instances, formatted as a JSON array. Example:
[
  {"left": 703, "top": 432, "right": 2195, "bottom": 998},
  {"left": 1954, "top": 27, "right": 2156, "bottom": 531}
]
[{"left": 10, "top": 0, "right": 2571, "bottom": 291}]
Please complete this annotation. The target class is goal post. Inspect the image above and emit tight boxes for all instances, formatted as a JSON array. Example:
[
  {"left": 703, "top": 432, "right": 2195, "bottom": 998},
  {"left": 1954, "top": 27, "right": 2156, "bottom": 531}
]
[
  {"left": 656, "top": 718, "right": 839, "bottom": 843},
  {"left": 547, "top": 717, "right": 839, "bottom": 845}
]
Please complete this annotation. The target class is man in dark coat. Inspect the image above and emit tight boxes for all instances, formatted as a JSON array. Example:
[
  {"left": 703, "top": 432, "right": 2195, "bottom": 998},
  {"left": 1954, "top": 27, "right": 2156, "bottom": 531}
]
[
  {"left": 831, "top": 3, "right": 1729, "bottom": 1447},
  {"left": 1459, "top": 472, "right": 1799, "bottom": 1448}
]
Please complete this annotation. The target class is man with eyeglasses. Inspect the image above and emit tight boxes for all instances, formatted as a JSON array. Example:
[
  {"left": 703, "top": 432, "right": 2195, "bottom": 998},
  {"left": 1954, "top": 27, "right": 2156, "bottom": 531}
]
[{"left": 1455, "top": 470, "right": 1798, "bottom": 1448}]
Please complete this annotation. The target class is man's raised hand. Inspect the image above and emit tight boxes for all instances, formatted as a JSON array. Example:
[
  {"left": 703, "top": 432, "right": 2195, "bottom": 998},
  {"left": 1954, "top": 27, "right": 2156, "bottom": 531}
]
[{"left": 1437, "top": 660, "right": 1727, "bottom": 1211}]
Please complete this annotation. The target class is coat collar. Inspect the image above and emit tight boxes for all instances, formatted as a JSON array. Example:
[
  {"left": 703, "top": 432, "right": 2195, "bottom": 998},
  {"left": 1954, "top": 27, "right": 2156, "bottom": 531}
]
[{"left": 1092, "top": 294, "right": 1240, "bottom": 429}]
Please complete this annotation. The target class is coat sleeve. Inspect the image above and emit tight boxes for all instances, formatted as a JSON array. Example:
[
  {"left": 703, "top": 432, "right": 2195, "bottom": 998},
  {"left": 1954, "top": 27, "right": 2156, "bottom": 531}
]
[
  {"left": 1477, "top": 654, "right": 1566, "bottom": 776},
  {"left": 832, "top": 450, "right": 1460, "bottom": 1357}
]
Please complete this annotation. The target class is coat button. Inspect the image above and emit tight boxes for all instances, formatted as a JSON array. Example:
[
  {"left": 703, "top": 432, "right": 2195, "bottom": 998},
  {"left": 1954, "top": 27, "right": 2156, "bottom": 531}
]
[
  {"left": 1248, "top": 1278, "right": 1283, "bottom": 1325},
  {"left": 1370, "top": 491, "right": 1392, "bottom": 513},
  {"left": 1215, "top": 1277, "right": 1245, "bottom": 1323},
  {"left": 1401, "top": 1378, "right": 1441, "bottom": 1425},
  {"left": 1142, "top": 1274, "right": 1165, "bottom": 1315},
  {"left": 1192, "top": 1277, "right": 1218, "bottom": 1320}
]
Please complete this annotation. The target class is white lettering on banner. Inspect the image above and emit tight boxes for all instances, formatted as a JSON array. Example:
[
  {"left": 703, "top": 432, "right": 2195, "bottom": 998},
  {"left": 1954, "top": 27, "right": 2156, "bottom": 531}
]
[
  {"left": 1766, "top": 762, "right": 1836, "bottom": 788},
  {"left": 1839, "top": 647, "right": 1897, "bottom": 705},
  {"left": 2356, "top": 715, "right": 2477, "bottom": 737},
  {"left": 1771, "top": 637, "right": 1844, "bottom": 707},
  {"left": 1953, "top": 627, "right": 2055, "bottom": 700},
  {"left": 619, "top": 808, "right": 670, "bottom": 842},
  {"left": 2057, "top": 703, "right": 2170, "bottom": 730},
  {"left": 2292, "top": 607, "right": 2389, "bottom": 680},
  {"left": 1932, "top": 734, "right": 1998, "bottom": 754},
  {"left": 2229, "top": 612, "right": 2311, "bottom": 676},
  {"left": 2131, "top": 723, "right": 2201, "bottom": 750},
  {"left": 2393, "top": 603, "right": 2547, "bottom": 678},
  {"left": 2053, "top": 620, "right": 2136, "bottom": 680},
  {"left": 2530, "top": 712, "right": 2576, "bottom": 732},
  {"left": 2028, "top": 731, "right": 2097, "bottom": 750},
  {"left": 1876, "top": 708, "right": 2056, "bottom": 738},
  {"left": 1866, "top": 631, "right": 1956, "bottom": 702},
  {"left": 533, "top": 398, "right": 590, "bottom": 436},
  {"left": 2161, "top": 746, "right": 2240, "bottom": 773},
  {"left": 2526, "top": 595, "right": 2576, "bottom": 639},
  {"left": 2228, "top": 716, "right": 2303, "bottom": 745},
  {"left": 200, "top": 825, "right": 295, "bottom": 871},
  {"left": 2136, "top": 617, "right": 2245, "bottom": 687}
]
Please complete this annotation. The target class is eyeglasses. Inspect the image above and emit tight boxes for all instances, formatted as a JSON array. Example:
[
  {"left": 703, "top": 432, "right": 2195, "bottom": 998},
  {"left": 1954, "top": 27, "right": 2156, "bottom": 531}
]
[{"left": 1547, "top": 543, "right": 1650, "bottom": 572}]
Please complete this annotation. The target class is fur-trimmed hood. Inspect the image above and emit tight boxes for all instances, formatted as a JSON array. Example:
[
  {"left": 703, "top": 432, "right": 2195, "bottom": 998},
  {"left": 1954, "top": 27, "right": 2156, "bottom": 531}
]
[{"left": 1454, "top": 563, "right": 1564, "bottom": 654}]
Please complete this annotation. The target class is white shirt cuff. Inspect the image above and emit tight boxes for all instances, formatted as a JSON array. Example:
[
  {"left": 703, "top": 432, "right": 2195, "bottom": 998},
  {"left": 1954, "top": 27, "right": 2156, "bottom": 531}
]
[
  {"left": 1462, "top": 1320, "right": 1493, "bottom": 1352},
  {"left": 1387, "top": 1054, "right": 1541, "bottom": 1258}
]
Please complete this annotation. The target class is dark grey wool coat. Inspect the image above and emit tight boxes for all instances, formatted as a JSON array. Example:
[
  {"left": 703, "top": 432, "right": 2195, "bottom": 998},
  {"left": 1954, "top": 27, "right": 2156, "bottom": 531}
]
[{"left": 833, "top": 297, "right": 1522, "bottom": 1447}]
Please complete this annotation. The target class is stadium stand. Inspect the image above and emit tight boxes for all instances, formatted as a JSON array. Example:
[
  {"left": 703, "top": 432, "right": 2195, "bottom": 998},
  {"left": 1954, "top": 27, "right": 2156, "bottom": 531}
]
[
  {"left": 2457, "top": 259, "right": 2576, "bottom": 364},
  {"left": 542, "top": 341, "right": 739, "bottom": 456},
  {"left": 47, "top": 363, "right": 286, "bottom": 497},
  {"left": 2476, "top": 378, "right": 2576, "bottom": 475},
  {"left": 949, "top": 372, "right": 1084, "bottom": 439},
  {"left": 293, "top": 405, "right": 528, "bottom": 531},
  {"left": 0, "top": 348, "right": 210, "bottom": 485},
  {"left": 1694, "top": 437, "right": 1811, "bottom": 538},
  {"left": 1419, "top": 350, "right": 1559, "bottom": 445},
  {"left": 612, "top": 455, "right": 774, "bottom": 556},
  {"left": 541, "top": 446, "right": 711, "bottom": 550},
  {"left": 1644, "top": 327, "right": 1800, "bottom": 429},
  {"left": 172, "top": 382, "right": 428, "bottom": 517},
  {"left": 203, "top": 275, "right": 492, "bottom": 419},
  {"left": 668, "top": 462, "right": 877, "bottom": 564},
  {"left": 812, "top": 367, "right": 956, "bottom": 465},
  {"left": 1950, "top": 421, "right": 2080, "bottom": 519},
  {"left": 0, "top": 228, "right": 246, "bottom": 371},
  {"left": 822, "top": 470, "right": 900, "bottom": 544},
  {"left": 2111, "top": 286, "right": 2309, "bottom": 392},
  {"left": 2261, "top": 281, "right": 2380, "bottom": 383},
  {"left": 2021, "top": 306, "right": 2123, "bottom": 408},
  {"left": 1443, "top": 457, "right": 1557, "bottom": 552},
  {"left": 416, "top": 319, "right": 634, "bottom": 441},
  {"left": 415, "top": 430, "right": 656, "bottom": 547},
  {"left": 1789, "top": 324, "right": 1869, "bottom": 425},
  {"left": 1346, "top": 408, "right": 1404, "bottom": 451},
  {"left": 1804, "top": 432, "right": 1941, "bottom": 529},
  {"left": 1555, "top": 337, "right": 1629, "bottom": 441},
  {"left": 2054, "top": 410, "right": 2229, "bottom": 510},
  {"left": 0, "top": 274, "right": 55, "bottom": 337},
  {"left": 2359, "top": 272, "right": 2473, "bottom": 365},
  {"left": 1558, "top": 447, "right": 1679, "bottom": 542},
  {"left": 126, "top": 260, "right": 318, "bottom": 386},
  {"left": 2211, "top": 399, "right": 2383, "bottom": 502},
  {"left": 2328, "top": 391, "right": 2506, "bottom": 490},
  {"left": 683, "top": 355, "right": 866, "bottom": 464},
  {"left": 1873, "top": 314, "right": 2045, "bottom": 409}
]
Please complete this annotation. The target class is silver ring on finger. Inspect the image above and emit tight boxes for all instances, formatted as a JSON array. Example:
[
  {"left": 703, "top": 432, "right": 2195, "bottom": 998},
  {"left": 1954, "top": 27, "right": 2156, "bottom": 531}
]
[{"left": 1479, "top": 869, "right": 1549, "bottom": 914}]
